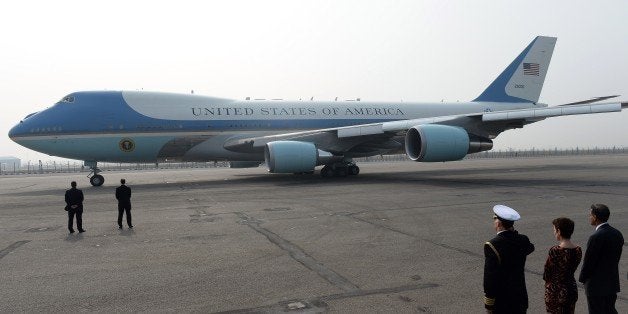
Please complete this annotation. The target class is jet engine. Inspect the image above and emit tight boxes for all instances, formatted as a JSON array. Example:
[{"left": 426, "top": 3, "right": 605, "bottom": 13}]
[
  {"left": 404, "top": 124, "right": 493, "bottom": 162},
  {"left": 265, "top": 141, "right": 341, "bottom": 173}
]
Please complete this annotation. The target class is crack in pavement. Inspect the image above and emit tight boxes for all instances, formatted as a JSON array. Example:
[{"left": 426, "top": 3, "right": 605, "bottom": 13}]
[
  {"left": 236, "top": 212, "right": 360, "bottom": 293},
  {"left": 214, "top": 283, "right": 439, "bottom": 314}
]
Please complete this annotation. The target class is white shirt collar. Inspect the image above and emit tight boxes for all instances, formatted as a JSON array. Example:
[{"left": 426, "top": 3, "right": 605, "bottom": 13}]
[{"left": 596, "top": 222, "right": 608, "bottom": 231}]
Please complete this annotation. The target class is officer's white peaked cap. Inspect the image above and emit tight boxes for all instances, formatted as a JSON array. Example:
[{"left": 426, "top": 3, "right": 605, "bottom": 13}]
[{"left": 493, "top": 205, "right": 521, "bottom": 221}]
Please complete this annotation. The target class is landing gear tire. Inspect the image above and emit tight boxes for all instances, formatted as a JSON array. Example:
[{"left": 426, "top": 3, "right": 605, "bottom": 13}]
[
  {"left": 321, "top": 162, "right": 359, "bottom": 178},
  {"left": 334, "top": 168, "right": 348, "bottom": 177},
  {"left": 320, "top": 165, "right": 334, "bottom": 178},
  {"left": 90, "top": 174, "right": 104, "bottom": 187},
  {"left": 85, "top": 161, "right": 104, "bottom": 187}
]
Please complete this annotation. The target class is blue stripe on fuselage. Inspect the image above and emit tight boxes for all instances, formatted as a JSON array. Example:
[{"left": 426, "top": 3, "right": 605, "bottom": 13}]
[{"left": 11, "top": 91, "right": 398, "bottom": 137}]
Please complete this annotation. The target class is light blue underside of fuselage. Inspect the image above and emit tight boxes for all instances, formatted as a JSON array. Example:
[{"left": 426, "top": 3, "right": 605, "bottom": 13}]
[{"left": 18, "top": 136, "right": 175, "bottom": 162}]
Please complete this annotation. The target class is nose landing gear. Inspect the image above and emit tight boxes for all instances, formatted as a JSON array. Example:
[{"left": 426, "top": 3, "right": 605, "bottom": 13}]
[{"left": 85, "top": 161, "right": 104, "bottom": 186}]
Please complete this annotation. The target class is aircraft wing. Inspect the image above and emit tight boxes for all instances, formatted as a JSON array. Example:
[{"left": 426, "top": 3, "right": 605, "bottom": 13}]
[
  {"left": 481, "top": 102, "right": 626, "bottom": 122},
  {"left": 223, "top": 102, "right": 627, "bottom": 155}
]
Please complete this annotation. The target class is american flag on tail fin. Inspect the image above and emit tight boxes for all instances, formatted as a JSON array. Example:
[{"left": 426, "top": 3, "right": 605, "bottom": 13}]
[{"left": 523, "top": 63, "right": 540, "bottom": 76}]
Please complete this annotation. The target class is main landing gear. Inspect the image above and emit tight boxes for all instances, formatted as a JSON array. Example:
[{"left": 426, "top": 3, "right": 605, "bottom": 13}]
[
  {"left": 320, "top": 161, "right": 360, "bottom": 178},
  {"left": 85, "top": 161, "right": 104, "bottom": 187}
]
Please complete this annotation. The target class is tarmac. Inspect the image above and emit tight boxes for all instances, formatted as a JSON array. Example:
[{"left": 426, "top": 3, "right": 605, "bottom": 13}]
[{"left": 1, "top": 155, "right": 627, "bottom": 313}]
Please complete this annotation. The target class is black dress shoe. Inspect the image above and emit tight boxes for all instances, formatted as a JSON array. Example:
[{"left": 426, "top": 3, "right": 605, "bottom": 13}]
[
  {"left": 118, "top": 226, "right": 122, "bottom": 229},
  {"left": 78, "top": 229, "right": 86, "bottom": 233},
  {"left": 69, "top": 230, "right": 75, "bottom": 234},
  {"left": 128, "top": 225, "right": 133, "bottom": 229}
]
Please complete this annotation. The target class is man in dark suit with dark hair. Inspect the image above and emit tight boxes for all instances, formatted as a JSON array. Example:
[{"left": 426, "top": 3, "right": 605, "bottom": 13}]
[
  {"left": 484, "top": 205, "right": 535, "bottom": 313},
  {"left": 115, "top": 178, "right": 133, "bottom": 229},
  {"left": 579, "top": 204, "right": 624, "bottom": 314},
  {"left": 64, "top": 181, "right": 85, "bottom": 233}
]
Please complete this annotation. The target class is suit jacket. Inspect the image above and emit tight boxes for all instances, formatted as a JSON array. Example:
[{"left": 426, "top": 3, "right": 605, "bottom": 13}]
[
  {"left": 578, "top": 223, "right": 624, "bottom": 296},
  {"left": 115, "top": 184, "right": 132, "bottom": 205},
  {"left": 65, "top": 187, "right": 84, "bottom": 211},
  {"left": 484, "top": 230, "right": 535, "bottom": 312}
]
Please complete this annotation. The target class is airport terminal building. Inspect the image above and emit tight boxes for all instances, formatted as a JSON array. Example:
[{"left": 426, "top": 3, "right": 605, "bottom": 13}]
[{"left": 0, "top": 156, "right": 21, "bottom": 172}]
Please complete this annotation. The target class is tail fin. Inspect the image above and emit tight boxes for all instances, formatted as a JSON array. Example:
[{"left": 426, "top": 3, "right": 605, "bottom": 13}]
[{"left": 474, "top": 36, "right": 556, "bottom": 103}]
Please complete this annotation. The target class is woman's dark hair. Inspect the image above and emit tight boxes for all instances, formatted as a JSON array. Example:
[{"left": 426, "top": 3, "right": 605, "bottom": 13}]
[{"left": 552, "top": 217, "right": 575, "bottom": 239}]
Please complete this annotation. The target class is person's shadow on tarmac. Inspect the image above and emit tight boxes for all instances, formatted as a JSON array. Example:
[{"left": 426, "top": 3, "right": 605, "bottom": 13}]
[
  {"left": 64, "top": 233, "right": 84, "bottom": 242},
  {"left": 119, "top": 228, "right": 135, "bottom": 237}
]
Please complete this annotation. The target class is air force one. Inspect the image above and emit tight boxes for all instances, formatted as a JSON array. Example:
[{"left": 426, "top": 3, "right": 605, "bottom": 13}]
[{"left": 8, "top": 36, "right": 628, "bottom": 186}]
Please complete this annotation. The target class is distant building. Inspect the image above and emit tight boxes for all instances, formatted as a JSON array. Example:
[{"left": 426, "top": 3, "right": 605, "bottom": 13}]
[{"left": 0, "top": 156, "right": 21, "bottom": 171}]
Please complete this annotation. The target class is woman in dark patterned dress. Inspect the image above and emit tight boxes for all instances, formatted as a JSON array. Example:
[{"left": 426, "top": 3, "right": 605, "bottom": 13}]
[{"left": 543, "top": 217, "right": 582, "bottom": 314}]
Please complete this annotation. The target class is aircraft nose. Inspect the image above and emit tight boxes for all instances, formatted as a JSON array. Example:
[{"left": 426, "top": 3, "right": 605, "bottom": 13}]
[
  {"left": 8, "top": 121, "right": 27, "bottom": 141},
  {"left": 9, "top": 111, "right": 40, "bottom": 141},
  {"left": 9, "top": 124, "right": 18, "bottom": 140}
]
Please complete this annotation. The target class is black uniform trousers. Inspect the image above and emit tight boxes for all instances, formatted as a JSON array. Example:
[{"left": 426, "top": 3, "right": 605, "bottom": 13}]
[
  {"left": 118, "top": 202, "right": 132, "bottom": 227},
  {"left": 68, "top": 209, "right": 83, "bottom": 232}
]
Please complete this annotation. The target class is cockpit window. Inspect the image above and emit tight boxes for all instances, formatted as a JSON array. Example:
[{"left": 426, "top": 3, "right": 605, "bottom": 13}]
[
  {"left": 60, "top": 95, "right": 75, "bottom": 103},
  {"left": 23, "top": 112, "right": 38, "bottom": 120}
]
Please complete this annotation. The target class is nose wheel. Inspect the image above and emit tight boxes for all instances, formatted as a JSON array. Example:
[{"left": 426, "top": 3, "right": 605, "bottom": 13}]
[
  {"left": 85, "top": 161, "right": 104, "bottom": 186},
  {"left": 89, "top": 174, "right": 105, "bottom": 186}
]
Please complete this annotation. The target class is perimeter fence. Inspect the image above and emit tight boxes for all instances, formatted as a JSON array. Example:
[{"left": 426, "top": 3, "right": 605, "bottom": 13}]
[{"left": 1, "top": 147, "right": 626, "bottom": 176}]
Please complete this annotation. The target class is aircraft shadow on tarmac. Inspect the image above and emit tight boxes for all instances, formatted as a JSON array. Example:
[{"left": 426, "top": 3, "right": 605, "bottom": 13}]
[
  {"left": 125, "top": 163, "right": 628, "bottom": 190},
  {"left": 7, "top": 163, "right": 627, "bottom": 196}
]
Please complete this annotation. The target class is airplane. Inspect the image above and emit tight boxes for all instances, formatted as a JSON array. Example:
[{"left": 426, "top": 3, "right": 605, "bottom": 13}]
[{"left": 8, "top": 36, "right": 627, "bottom": 186}]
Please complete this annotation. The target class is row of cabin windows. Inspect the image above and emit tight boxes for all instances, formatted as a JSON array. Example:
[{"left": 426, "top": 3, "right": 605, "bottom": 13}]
[
  {"left": 30, "top": 121, "right": 349, "bottom": 133},
  {"left": 30, "top": 127, "right": 62, "bottom": 133}
]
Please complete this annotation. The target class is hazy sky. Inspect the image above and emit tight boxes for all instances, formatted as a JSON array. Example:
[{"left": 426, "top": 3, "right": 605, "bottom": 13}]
[{"left": 1, "top": 0, "right": 627, "bottom": 162}]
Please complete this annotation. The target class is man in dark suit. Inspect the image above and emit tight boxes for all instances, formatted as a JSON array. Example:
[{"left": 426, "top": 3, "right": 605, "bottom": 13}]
[
  {"left": 484, "top": 205, "right": 535, "bottom": 314},
  {"left": 64, "top": 181, "right": 85, "bottom": 233},
  {"left": 579, "top": 204, "right": 624, "bottom": 314},
  {"left": 115, "top": 178, "right": 133, "bottom": 229}
]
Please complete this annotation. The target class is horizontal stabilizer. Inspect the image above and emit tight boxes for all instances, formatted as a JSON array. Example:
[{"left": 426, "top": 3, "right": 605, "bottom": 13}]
[{"left": 558, "top": 95, "right": 620, "bottom": 106}]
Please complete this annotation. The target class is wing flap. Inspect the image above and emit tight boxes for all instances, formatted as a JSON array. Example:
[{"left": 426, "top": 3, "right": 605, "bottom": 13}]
[
  {"left": 482, "top": 103, "right": 622, "bottom": 122},
  {"left": 337, "top": 124, "right": 383, "bottom": 138}
]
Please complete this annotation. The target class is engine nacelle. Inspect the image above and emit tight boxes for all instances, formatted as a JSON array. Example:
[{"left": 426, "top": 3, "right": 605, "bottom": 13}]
[
  {"left": 404, "top": 124, "right": 492, "bottom": 162},
  {"left": 265, "top": 141, "right": 341, "bottom": 173}
]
